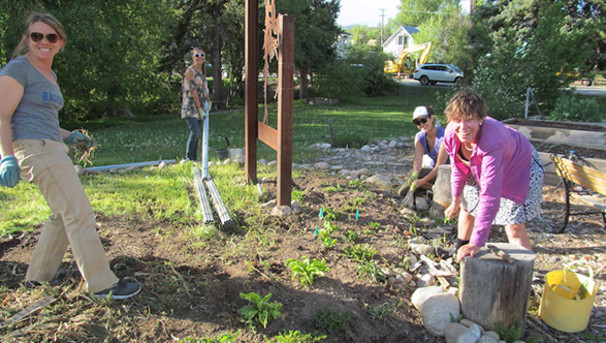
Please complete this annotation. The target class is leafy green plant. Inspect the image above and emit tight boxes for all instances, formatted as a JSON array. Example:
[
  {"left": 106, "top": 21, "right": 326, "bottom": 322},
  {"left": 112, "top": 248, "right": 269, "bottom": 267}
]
[
  {"left": 346, "top": 179, "right": 369, "bottom": 191},
  {"left": 178, "top": 331, "right": 241, "bottom": 343},
  {"left": 286, "top": 257, "right": 330, "bottom": 287},
  {"left": 323, "top": 184, "right": 343, "bottom": 193},
  {"left": 319, "top": 230, "right": 338, "bottom": 248},
  {"left": 239, "top": 292, "right": 283, "bottom": 330},
  {"left": 358, "top": 261, "right": 387, "bottom": 284},
  {"left": 496, "top": 320, "right": 523, "bottom": 343},
  {"left": 314, "top": 306, "right": 351, "bottom": 334},
  {"left": 264, "top": 330, "right": 326, "bottom": 343},
  {"left": 548, "top": 94, "right": 601, "bottom": 122},
  {"left": 291, "top": 189, "right": 304, "bottom": 202},
  {"left": 367, "top": 303, "right": 397, "bottom": 324},
  {"left": 368, "top": 221, "right": 383, "bottom": 232},
  {"left": 322, "top": 207, "right": 340, "bottom": 221},
  {"left": 342, "top": 230, "right": 358, "bottom": 243},
  {"left": 323, "top": 220, "right": 339, "bottom": 234},
  {"left": 343, "top": 244, "right": 377, "bottom": 263}
]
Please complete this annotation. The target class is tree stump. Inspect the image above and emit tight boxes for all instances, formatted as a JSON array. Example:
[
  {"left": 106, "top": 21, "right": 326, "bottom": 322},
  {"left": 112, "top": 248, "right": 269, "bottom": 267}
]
[
  {"left": 459, "top": 243, "right": 535, "bottom": 333},
  {"left": 429, "top": 164, "right": 451, "bottom": 219}
]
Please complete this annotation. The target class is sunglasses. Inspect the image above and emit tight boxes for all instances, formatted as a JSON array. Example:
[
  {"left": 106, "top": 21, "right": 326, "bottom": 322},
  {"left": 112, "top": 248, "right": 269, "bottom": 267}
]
[
  {"left": 193, "top": 53, "right": 205, "bottom": 57},
  {"left": 412, "top": 117, "right": 428, "bottom": 126},
  {"left": 29, "top": 32, "right": 60, "bottom": 43}
]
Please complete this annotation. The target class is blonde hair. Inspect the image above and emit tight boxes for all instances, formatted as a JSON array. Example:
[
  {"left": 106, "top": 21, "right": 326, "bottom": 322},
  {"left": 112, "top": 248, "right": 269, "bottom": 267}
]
[
  {"left": 10, "top": 12, "right": 67, "bottom": 60},
  {"left": 444, "top": 90, "right": 487, "bottom": 122}
]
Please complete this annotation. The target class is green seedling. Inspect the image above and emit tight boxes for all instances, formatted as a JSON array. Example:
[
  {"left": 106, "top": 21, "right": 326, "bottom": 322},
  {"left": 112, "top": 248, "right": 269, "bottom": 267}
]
[
  {"left": 367, "top": 303, "right": 397, "bottom": 324},
  {"left": 319, "top": 230, "right": 337, "bottom": 248},
  {"left": 322, "top": 207, "right": 340, "bottom": 221},
  {"left": 239, "top": 292, "right": 283, "bottom": 330},
  {"left": 323, "top": 220, "right": 339, "bottom": 234},
  {"left": 323, "top": 184, "right": 343, "bottom": 193},
  {"left": 286, "top": 257, "right": 330, "bottom": 287},
  {"left": 343, "top": 244, "right": 377, "bottom": 263},
  {"left": 357, "top": 260, "right": 387, "bottom": 284},
  {"left": 496, "top": 319, "right": 523, "bottom": 343},
  {"left": 178, "top": 330, "right": 241, "bottom": 343},
  {"left": 368, "top": 221, "right": 383, "bottom": 232},
  {"left": 314, "top": 306, "right": 351, "bottom": 334},
  {"left": 291, "top": 189, "right": 304, "bottom": 202},
  {"left": 264, "top": 330, "right": 326, "bottom": 342},
  {"left": 343, "top": 230, "right": 358, "bottom": 243}
]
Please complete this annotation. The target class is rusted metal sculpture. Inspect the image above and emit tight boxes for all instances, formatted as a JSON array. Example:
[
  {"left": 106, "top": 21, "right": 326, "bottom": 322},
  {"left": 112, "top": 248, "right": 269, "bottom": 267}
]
[{"left": 245, "top": 0, "right": 294, "bottom": 206}]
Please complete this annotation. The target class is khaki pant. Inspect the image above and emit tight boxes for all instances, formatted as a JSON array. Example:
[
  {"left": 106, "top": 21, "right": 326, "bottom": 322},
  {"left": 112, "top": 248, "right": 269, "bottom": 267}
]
[{"left": 14, "top": 139, "right": 118, "bottom": 293}]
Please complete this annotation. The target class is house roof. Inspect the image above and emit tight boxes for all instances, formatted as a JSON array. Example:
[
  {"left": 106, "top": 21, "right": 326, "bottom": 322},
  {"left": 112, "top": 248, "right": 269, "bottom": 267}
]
[{"left": 382, "top": 25, "right": 419, "bottom": 48}]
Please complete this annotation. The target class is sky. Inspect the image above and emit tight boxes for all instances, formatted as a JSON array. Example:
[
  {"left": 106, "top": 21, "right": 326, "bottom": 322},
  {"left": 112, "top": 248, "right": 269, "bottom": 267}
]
[{"left": 337, "top": 0, "right": 471, "bottom": 27}]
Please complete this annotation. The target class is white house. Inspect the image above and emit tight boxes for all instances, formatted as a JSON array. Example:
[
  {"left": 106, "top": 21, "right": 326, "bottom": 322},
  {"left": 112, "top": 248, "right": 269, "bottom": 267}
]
[{"left": 382, "top": 25, "right": 419, "bottom": 57}]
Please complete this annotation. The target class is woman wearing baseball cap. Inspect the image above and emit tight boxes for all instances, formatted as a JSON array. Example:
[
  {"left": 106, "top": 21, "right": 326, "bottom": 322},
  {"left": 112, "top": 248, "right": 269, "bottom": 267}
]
[{"left": 399, "top": 105, "right": 449, "bottom": 198}]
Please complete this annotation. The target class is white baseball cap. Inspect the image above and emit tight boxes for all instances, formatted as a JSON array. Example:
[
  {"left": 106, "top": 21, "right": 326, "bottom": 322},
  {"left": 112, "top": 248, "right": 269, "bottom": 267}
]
[{"left": 412, "top": 106, "right": 429, "bottom": 122}]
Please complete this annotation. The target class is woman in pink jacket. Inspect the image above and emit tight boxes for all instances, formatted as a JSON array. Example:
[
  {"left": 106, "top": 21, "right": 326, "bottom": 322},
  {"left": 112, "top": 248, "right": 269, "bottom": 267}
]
[{"left": 443, "top": 90, "right": 544, "bottom": 262}]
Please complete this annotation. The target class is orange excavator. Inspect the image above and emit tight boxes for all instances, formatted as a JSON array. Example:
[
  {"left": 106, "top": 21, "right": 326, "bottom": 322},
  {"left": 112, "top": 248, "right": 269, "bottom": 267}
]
[{"left": 384, "top": 42, "right": 432, "bottom": 78}]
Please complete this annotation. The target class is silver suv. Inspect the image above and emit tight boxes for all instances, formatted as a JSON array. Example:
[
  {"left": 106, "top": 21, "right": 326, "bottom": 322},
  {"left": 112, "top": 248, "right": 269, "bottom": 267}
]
[{"left": 413, "top": 63, "right": 464, "bottom": 86}]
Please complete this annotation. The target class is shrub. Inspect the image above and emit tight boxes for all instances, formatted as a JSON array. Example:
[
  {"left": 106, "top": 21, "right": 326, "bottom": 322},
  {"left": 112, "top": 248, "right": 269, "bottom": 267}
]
[{"left": 548, "top": 94, "right": 601, "bottom": 122}]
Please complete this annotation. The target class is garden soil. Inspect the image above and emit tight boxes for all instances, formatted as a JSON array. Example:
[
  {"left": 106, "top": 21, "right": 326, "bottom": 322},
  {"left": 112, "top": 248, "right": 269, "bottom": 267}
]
[{"left": 1, "top": 145, "right": 605, "bottom": 342}]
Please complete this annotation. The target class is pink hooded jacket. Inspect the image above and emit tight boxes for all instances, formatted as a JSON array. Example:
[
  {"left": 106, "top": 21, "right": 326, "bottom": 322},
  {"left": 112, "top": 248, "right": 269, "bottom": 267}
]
[{"left": 444, "top": 116, "right": 532, "bottom": 247}]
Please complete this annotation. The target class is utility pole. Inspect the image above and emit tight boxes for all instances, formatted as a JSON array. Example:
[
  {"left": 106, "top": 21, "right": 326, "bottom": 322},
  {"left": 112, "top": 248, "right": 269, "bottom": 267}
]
[{"left": 380, "top": 8, "right": 385, "bottom": 45}]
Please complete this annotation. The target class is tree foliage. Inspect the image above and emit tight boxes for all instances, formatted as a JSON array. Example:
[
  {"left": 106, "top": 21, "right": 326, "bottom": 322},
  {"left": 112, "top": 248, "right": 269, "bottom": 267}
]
[
  {"left": 469, "top": 0, "right": 595, "bottom": 119},
  {"left": 0, "top": 0, "right": 175, "bottom": 121},
  {"left": 276, "top": 0, "right": 342, "bottom": 98}
]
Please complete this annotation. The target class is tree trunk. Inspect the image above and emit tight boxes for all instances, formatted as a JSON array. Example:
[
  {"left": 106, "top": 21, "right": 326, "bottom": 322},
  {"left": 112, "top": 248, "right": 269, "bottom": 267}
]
[
  {"left": 460, "top": 243, "right": 535, "bottom": 334},
  {"left": 429, "top": 165, "right": 451, "bottom": 219},
  {"left": 299, "top": 68, "right": 310, "bottom": 99}
]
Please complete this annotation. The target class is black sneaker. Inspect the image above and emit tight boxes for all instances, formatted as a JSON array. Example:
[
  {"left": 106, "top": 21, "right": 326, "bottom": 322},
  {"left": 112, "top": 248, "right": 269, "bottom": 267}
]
[
  {"left": 94, "top": 279, "right": 141, "bottom": 300},
  {"left": 25, "top": 270, "right": 71, "bottom": 289}
]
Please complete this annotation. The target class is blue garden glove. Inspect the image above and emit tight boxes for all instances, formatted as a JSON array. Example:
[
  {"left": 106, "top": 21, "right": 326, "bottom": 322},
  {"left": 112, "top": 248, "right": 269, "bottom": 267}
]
[
  {"left": 0, "top": 155, "right": 21, "bottom": 188},
  {"left": 65, "top": 130, "right": 94, "bottom": 149}
]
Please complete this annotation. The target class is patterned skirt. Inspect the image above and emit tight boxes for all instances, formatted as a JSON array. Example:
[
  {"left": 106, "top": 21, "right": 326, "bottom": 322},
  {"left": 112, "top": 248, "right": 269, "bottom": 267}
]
[{"left": 462, "top": 147, "right": 544, "bottom": 225}]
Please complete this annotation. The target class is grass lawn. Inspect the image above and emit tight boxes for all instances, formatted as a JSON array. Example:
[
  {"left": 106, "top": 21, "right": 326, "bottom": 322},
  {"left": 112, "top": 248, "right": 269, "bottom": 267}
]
[{"left": 1, "top": 84, "right": 604, "bottom": 236}]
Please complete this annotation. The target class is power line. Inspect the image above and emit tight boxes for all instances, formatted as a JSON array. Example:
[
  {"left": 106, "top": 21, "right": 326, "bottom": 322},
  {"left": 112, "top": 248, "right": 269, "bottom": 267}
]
[{"left": 380, "top": 8, "right": 385, "bottom": 44}]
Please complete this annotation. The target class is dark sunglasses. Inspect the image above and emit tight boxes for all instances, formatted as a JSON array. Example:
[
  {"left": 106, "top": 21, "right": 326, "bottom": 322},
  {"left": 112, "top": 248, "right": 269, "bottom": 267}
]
[
  {"left": 29, "top": 32, "right": 60, "bottom": 43},
  {"left": 193, "top": 52, "right": 205, "bottom": 57},
  {"left": 412, "top": 117, "right": 428, "bottom": 126}
]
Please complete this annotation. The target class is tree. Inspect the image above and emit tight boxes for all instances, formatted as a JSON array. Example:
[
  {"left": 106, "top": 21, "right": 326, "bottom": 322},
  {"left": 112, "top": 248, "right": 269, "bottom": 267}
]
[
  {"left": 277, "top": 0, "right": 342, "bottom": 99},
  {"left": 469, "top": 0, "right": 594, "bottom": 119},
  {"left": 349, "top": 25, "right": 381, "bottom": 46},
  {"left": 392, "top": 0, "right": 465, "bottom": 70},
  {"left": 0, "top": 0, "right": 176, "bottom": 120}
]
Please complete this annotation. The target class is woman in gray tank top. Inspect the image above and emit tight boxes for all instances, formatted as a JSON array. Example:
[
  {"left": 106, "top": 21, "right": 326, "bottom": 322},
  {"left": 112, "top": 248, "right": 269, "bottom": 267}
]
[{"left": 0, "top": 12, "right": 140, "bottom": 300}]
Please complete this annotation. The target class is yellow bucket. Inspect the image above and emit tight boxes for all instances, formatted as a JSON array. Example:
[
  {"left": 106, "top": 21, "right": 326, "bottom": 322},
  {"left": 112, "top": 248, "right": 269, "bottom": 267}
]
[{"left": 539, "top": 269, "right": 597, "bottom": 333}]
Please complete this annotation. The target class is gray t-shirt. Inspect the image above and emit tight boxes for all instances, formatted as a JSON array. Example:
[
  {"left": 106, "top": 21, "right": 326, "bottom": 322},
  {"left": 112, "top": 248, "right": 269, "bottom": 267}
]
[{"left": 0, "top": 55, "right": 63, "bottom": 141}]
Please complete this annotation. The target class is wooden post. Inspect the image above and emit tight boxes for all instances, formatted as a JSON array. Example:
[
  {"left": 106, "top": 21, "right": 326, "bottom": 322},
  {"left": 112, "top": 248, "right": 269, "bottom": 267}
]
[
  {"left": 276, "top": 15, "right": 294, "bottom": 206},
  {"left": 244, "top": 0, "right": 258, "bottom": 184},
  {"left": 460, "top": 243, "right": 535, "bottom": 333},
  {"left": 429, "top": 164, "right": 451, "bottom": 219}
]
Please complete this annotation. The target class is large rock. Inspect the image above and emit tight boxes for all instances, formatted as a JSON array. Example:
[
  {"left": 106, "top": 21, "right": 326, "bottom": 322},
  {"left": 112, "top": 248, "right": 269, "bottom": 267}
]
[
  {"left": 457, "top": 324, "right": 481, "bottom": 343},
  {"left": 365, "top": 173, "right": 392, "bottom": 187},
  {"left": 444, "top": 323, "right": 468, "bottom": 343},
  {"left": 411, "top": 285, "right": 445, "bottom": 310},
  {"left": 421, "top": 293, "right": 460, "bottom": 337}
]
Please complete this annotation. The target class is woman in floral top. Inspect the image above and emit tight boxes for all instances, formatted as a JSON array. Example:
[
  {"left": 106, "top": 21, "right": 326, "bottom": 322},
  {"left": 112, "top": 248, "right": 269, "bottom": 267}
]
[{"left": 181, "top": 47, "right": 211, "bottom": 161}]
